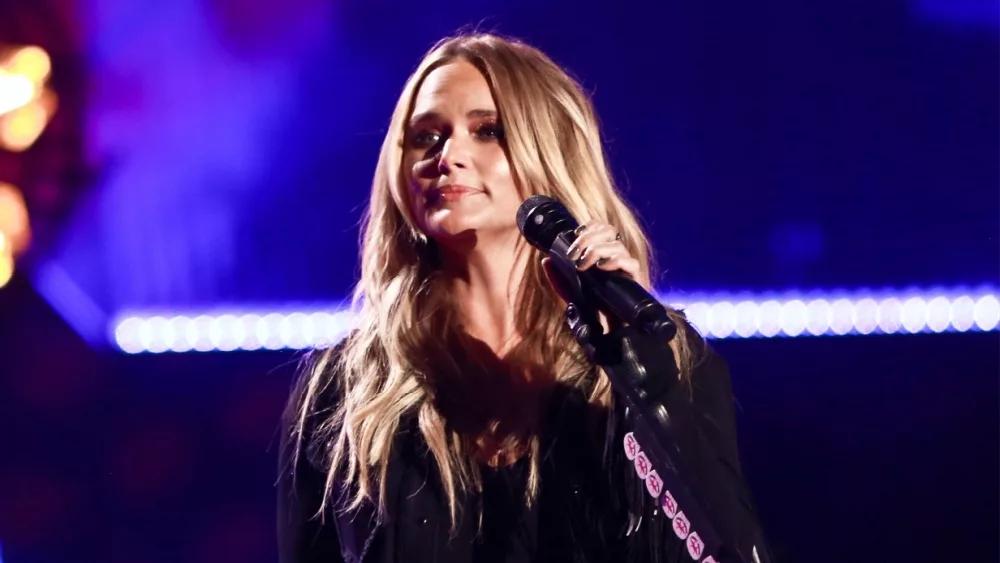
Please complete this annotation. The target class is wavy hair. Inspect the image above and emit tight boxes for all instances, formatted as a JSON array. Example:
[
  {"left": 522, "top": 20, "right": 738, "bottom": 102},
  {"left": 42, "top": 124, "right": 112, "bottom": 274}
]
[{"left": 289, "top": 32, "right": 696, "bottom": 530}]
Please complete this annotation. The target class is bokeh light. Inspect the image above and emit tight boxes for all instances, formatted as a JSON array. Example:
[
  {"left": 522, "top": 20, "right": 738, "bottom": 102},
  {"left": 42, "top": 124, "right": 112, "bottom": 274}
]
[
  {"left": 0, "top": 72, "right": 35, "bottom": 115},
  {"left": 0, "top": 183, "right": 30, "bottom": 288},
  {"left": 0, "top": 45, "right": 54, "bottom": 151},
  {"left": 5, "top": 46, "right": 52, "bottom": 84},
  {"left": 0, "top": 243, "right": 13, "bottom": 288},
  {"left": 112, "top": 288, "right": 1000, "bottom": 353},
  {"left": 0, "top": 94, "right": 53, "bottom": 152}
]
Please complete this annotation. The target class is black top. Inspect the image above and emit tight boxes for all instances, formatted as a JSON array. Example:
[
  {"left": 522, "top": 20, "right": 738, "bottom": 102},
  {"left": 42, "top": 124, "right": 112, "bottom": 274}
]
[
  {"left": 391, "top": 458, "right": 537, "bottom": 563},
  {"left": 277, "top": 326, "right": 774, "bottom": 563},
  {"left": 473, "top": 462, "right": 537, "bottom": 563}
]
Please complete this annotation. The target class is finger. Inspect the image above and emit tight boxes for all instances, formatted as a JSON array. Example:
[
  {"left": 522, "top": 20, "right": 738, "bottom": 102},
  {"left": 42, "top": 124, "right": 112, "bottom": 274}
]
[
  {"left": 569, "top": 222, "right": 616, "bottom": 251},
  {"left": 541, "top": 257, "right": 572, "bottom": 304},
  {"left": 567, "top": 223, "right": 618, "bottom": 261},
  {"left": 574, "top": 240, "right": 629, "bottom": 271},
  {"left": 594, "top": 254, "right": 641, "bottom": 280}
]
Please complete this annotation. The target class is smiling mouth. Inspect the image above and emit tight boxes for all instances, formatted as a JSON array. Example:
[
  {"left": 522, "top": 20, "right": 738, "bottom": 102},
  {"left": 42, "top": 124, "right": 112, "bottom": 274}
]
[{"left": 426, "top": 185, "right": 482, "bottom": 204}]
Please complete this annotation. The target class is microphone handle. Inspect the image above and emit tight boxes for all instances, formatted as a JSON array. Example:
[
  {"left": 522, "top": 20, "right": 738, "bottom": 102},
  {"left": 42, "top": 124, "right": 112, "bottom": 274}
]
[{"left": 548, "top": 230, "right": 675, "bottom": 338}]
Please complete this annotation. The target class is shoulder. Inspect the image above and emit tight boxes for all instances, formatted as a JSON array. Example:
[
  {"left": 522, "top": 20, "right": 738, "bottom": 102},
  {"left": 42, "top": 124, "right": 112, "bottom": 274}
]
[
  {"left": 690, "top": 335, "right": 733, "bottom": 400},
  {"left": 626, "top": 314, "right": 736, "bottom": 440},
  {"left": 669, "top": 311, "right": 732, "bottom": 400},
  {"left": 285, "top": 345, "right": 344, "bottom": 415},
  {"left": 671, "top": 322, "right": 746, "bottom": 475},
  {"left": 281, "top": 337, "right": 351, "bottom": 467}
]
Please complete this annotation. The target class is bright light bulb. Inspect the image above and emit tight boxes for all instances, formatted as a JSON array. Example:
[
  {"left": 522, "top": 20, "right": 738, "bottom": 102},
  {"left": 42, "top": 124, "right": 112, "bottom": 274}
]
[
  {"left": 926, "top": 296, "right": 951, "bottom": 333},
  {"left": 974, "top": 295, "right": 1000, "bottom": 331},
  {"left": 0, "top": 182, "right": 29, "bottom": 254},
  {"left": 0, "top": 70, "right": 35, "bottom": 115},
  {"left": 6, "top": 46, "right": 52, "bottom": 83},
  {"left": 0, "top": 249, "right": 13, "bottom": 288},
  {"left": 0, "top": 97, "right": 50, "bottom": 151}
]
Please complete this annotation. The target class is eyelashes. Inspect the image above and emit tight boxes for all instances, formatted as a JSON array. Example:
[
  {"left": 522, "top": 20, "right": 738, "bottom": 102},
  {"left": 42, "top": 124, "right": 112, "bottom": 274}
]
[
  {"left": 407, "top": 120, "right": 505, "bottom": 149},
  {"left": 474, "top": 121, "right": 504, "bottom": 141},
  {"left": 408, "top": 130, "right": 440, "bottom": 148}
]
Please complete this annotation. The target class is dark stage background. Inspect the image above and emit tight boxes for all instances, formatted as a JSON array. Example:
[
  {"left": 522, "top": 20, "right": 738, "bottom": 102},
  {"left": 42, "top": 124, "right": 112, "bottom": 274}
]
[{"left": 0, "top": 0, "right": 997, "bottom": 562}]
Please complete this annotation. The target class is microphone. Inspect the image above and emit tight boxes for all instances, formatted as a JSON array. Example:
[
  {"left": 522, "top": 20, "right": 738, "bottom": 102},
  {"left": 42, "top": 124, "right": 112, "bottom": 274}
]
[{"left": 516, "top": 195, "right": 675, "bottom": 339}]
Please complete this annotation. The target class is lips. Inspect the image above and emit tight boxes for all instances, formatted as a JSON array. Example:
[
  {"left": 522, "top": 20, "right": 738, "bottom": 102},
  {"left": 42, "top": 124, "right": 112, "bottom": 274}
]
[{"left": 426, "top": 184, "right": 482, "bottom": 203}]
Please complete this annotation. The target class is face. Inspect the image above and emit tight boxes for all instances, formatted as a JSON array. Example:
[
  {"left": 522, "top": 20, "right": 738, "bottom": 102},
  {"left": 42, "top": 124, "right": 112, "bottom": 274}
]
[{"left": 403, "top": 60, "right": 521, "bottom": 247}]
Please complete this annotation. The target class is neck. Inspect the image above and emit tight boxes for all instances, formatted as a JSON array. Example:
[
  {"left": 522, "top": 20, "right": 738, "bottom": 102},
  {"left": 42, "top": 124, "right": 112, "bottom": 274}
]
[{"left": 440, "top": 230, "right": 528, "bottom": 355}]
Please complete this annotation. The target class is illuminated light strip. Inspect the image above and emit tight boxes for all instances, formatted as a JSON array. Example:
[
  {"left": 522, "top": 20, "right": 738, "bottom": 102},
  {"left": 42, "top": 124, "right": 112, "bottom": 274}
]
[
  {"left": 112, "top": 310, "right": 357, "bottom": 354},
  {"left": 672, "top": 290, "right": 999, "bottom": 339},
  {"left": 111, "top": 288, "right": 1000, "bottom": 354}
]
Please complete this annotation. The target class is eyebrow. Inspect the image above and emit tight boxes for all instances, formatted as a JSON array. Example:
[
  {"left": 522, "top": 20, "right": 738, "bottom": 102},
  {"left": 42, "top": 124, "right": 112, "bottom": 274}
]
[{"left": 408, "top": 108, "right": 498, "bottom": 127}]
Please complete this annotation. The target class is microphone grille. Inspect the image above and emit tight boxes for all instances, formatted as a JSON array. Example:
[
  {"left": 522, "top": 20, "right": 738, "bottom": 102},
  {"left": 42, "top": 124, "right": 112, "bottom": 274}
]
[{"left": 516, "top": 194, "right": 557, "bottom": 233}]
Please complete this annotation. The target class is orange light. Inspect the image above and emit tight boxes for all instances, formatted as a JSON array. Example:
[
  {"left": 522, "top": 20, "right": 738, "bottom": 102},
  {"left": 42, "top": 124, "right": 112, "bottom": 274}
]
[
  {"left": 0, "top": 45, "right": 52, "bottom": 143},
  {"left": 0, "top": 97, "right": 50, "bottom": 151},
  {"left": 0, "top": 245, "right": 12, "bottom": 288},
  {"left": 0, "top": 182, "right": 30, "bottom": 254},
  {"left": 0, "top": 71, "right": 36, "bottom": 116},
  {"left": 5, "top": 46, "right": 51, "bottom": 83}
]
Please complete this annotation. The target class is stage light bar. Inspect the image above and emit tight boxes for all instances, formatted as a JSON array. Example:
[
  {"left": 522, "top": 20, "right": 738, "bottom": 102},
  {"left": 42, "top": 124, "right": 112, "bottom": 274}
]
[
  {"left": 113, "top": 310, "right": 357, "bottom": 354},
  {"left": 111, "top": 287, "right": 999, "bottom": 354},
  {"left": 671, "top": 289, "right": 998, "bottom": 339}
]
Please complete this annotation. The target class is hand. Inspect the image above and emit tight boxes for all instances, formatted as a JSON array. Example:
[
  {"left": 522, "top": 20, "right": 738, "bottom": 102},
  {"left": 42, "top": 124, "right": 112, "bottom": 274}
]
[{"left": 541, "top": 219, "right": 639, "bottom": 304}]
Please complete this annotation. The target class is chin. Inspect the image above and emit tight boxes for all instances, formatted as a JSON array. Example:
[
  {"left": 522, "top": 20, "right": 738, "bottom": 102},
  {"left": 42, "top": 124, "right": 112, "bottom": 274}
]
[
  {"left": 424, "top": 208, "right": 482, "bottom": 237},
  {"left": 422, "top": 208, "right": 518, "bottom": 247},
  {"left": 425, "top": 222, "right": 479, "bottom": 244}
]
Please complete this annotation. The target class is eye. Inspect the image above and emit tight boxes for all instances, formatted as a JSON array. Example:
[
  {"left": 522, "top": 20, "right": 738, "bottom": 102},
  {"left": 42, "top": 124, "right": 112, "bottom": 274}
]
[
  {"left": 408, "top": 130, "right": 441, "bottom": 149},
  {"left": 475, "top": 121, "right": 505, "bottom": 142}
]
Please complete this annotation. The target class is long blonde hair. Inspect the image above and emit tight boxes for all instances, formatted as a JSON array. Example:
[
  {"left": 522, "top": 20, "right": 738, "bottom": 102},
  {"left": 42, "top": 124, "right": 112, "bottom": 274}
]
[{"left": 290, "top": 32, "right": 695, "bottom": 530}]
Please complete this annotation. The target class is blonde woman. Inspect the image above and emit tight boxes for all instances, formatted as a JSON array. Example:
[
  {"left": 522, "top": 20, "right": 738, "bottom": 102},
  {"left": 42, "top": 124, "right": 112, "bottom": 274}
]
[{"left": 278, "top": 33, "right": 772, "bottom": 563}]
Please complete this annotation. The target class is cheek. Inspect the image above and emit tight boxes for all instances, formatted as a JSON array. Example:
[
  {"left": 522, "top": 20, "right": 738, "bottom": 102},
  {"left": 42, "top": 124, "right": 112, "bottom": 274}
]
[
  {"left": 406, "top": 158, "right": 428, "bottom": 196},
  {"left": 403, "top": 154, "right": 419, "bottom": 185},
  {"left": 404, "top": 160, "right": 429, "bottom": 224},
  {"left": 486, "top": 149, "right": 517, "bottom": 196}
]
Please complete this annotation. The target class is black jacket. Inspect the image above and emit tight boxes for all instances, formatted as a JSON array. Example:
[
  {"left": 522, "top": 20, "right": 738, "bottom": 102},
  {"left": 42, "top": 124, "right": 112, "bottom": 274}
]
[{"left": 277, "top": 328, "right": 773, "bottom": 563}]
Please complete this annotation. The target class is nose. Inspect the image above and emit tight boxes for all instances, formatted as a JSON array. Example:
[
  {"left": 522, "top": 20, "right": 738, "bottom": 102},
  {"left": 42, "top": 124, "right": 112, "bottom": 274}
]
[{"left": 437, "top": 135, "right": 469, "bottom": 174}]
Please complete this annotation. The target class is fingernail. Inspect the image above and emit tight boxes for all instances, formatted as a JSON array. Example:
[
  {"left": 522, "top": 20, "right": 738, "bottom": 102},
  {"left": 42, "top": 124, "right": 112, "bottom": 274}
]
[
  {"left": 567, "top": 244, "right": 580, "bottom": 260},
  {"left": 596, "top": 258, "right": 608, "bottom": 267},
  {"left": 573, "top": 224, "right": 588, "bottom": 235},
  {"left": 574, "top": 247, "right": 590, "bottom": 267}
]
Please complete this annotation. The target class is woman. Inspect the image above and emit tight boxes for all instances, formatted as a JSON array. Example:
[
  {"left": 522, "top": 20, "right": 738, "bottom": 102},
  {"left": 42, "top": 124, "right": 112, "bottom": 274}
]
[{"left": 278, "top": 32, "right": 772, "bottom": 563}]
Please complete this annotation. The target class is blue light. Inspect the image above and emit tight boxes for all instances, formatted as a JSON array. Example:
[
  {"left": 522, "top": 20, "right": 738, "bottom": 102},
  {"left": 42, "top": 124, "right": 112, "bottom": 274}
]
[
  {"left": 110, "top": 286, "right": 1000, "bottom": 353},
  {"left": 916, "top": 0, "right": 1000, "bottom": 29}
]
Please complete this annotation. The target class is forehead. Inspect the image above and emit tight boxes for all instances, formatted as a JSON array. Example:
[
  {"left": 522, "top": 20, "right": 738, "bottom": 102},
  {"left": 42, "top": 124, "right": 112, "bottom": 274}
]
[{"left": 410, "top": 59, "right": 497, "bottom": 117}]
